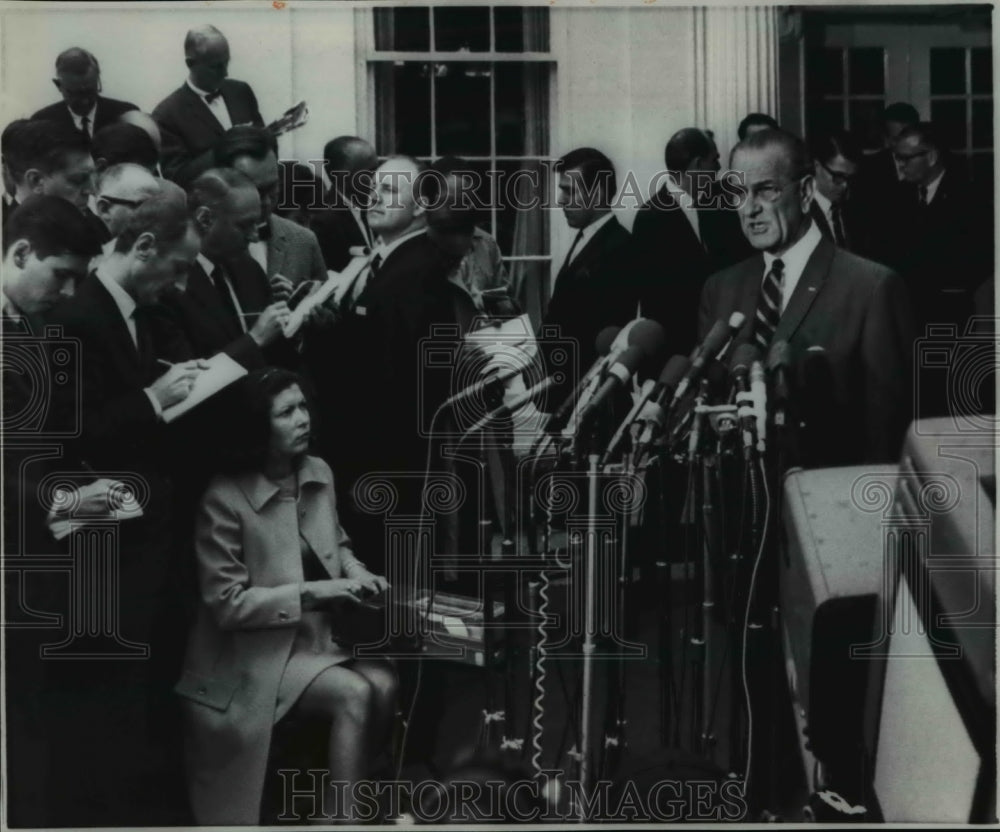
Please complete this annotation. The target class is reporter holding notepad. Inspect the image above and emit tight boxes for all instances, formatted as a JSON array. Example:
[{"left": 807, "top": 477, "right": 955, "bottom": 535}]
[{"left": 177, "top": 368, "right": 396, "bottom": 825}]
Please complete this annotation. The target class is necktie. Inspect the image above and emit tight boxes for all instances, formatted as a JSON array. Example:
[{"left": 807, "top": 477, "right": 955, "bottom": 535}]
[
  {"left": 131, "top": 307, "right": 154, "bottom": 376},
  {"left": 558, "top": 230, "right": 585, "bottom": 277},
  {"left": 210, "top": 265, "right": 241, "bottom": 331},
  {"left": 80, "top": 115, "right": 90, "bottom": 137},
  {"left": 754, "top": 258, "right": 784, "bottom": 351},
  {"left": 204, "top": 89, "right": 222, "bottom": 104},
  {"left": 918, "top": 185, "right": 928, "bottom": 206},
  {"left": 830, "top": 204, "right": 847, "bottom": 248},
  {"left": 349, "top": 252, "right": 382, "bottom": 306}
]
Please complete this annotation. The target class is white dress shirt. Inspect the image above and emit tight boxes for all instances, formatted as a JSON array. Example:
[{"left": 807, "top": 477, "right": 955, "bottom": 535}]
[
  {"left": 763, "top": 219, "right": 823, "bottom": 314},
  {"left": 924, "top": 168, "right": 946, "bottom": 205},
  {"left": 664, "top": 174, "right": 701, "bottom": 243},
  {"left": 69, "top": 102, "right": 98, "bottom": 137},
  {"left": 187, "top": 80, "right": 232, "bottom": 131},
  {"left": 566, "top": 211, "right": 616, "bottom": 267},
  {"left": 95, "top": 268, "right": 163, "bottom": 416}
]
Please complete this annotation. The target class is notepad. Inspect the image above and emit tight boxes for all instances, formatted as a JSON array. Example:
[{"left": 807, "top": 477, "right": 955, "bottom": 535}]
[
  {"left": 282, "top": 252, "right": 372, "bottom": 337},
  {"left": 161, "top": 353, "right": 248, "bottom": 423}
]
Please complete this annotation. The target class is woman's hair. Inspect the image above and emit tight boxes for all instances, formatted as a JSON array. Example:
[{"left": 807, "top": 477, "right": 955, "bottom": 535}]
[{"left": 220, "top": 367, "right": 312, "bottom": 472}]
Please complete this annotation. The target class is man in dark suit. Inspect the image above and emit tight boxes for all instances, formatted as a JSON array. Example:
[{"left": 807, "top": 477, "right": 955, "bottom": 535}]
[
  {"left": 543, "top": 147, "right": 638, "bottom": 397},
  {"left": 214, "top": 126, "right": 326, "bottom": 288},
  {"left": 152, "top": 25, "right": 265, "bottom": 185},
  {"left": 2, "top": 196, "right": 103, "bottom": 827},
  {"left": 31, "top": 48, "right": 137, "bottom": 138},
  {"left": 160, "top": 168, "right": 289, "bottom": 369},
  {"left": 699, "top": 128, "right": 913, "bottom": 467},
  {"left": 808, "top": 130, "right": 870, "bottom": 256},
  {"left": 4, "top": 119, "right": 96, "bottom": 222},
  {"left": 632, "top": 128, "right": 751, "bottom": 357},
  {"left": 312, "top": 135, "right": 378, "bottom": 271},
  {"left": 44, "top": 191, "right": 205, "bottom": 826}
]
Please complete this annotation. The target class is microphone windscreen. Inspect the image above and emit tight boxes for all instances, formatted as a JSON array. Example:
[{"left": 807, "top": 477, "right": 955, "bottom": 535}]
[
  {"left": 730, "top": 342, "right": 762, "bottom": 374},
  {"left": 627, "top": 319, "right": 668, "bottom": 363},
  {"left": 613, "top": 344, "right": 646, "bottom": 374},
  {"left": 595, "top": 326, "right": 622, "bottom": 356},
  {"left": 700, "top": 318, "right": 732, "bottom": 361},
  {"left": 658, "top": 354, "right": 691, "bottom": 388},
  {"left": 767, "top": 339, "right": 791, "bottom": 373},
  {"left": 727, "top": 311, "right": 746, "bottom": 332}
]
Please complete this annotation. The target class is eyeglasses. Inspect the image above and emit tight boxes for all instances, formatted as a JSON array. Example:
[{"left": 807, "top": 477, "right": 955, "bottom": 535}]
[
  {"left": 892, "top": 149, "right": 930, "bottom": 164},
  {"left": 819, "top": 161, "right": 857, "bottom": 187},
  {"left": 98, "top": 195, "right": 144, "bottom": 208},
  {"left": 729, "top": 175, "right": 807, "bottom": 204}
]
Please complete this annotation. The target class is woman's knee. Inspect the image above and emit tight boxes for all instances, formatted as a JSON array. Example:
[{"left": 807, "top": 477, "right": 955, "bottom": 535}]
[{"left": 301, "top": 667, "right": 374, "bottom": 724}]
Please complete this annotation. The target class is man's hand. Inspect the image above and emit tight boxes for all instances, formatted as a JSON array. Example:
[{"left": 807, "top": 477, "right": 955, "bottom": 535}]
[
  {"left": 147, "top": 360, "right": 206, "bottom": 409},
  {"left": 269, "top": 274, "right": 295, "bottom": 304},
  {"left": 249, "top": 301, "right": 291, "bottom": 346}
]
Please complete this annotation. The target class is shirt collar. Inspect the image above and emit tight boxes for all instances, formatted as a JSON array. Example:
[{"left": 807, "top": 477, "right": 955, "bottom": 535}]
[
  {"left": 238, "top": 455, "right": 333, "bottom": 513},
  {"left": 197, "top": 253, "right": 217, "bottom": 277},
  {"left": 68, "top": 102, "right": 98, "bottom": 129},
  {"left": 763, "top": 218, "right": 823, "bottom": 307},
  {"left": 574, "top": 211, "right": 615, "bottom": 251},
  {"left": 812, "top": 189, "right": 832, "bottom": 217},
  {"left": 187, "top": 79, "right": 220, "bottom": 99},
  {"left": 925, "top": 168, "right": 946, "bottom": 203},
  {"left": 375, "top": 226, "right": 426, "bottom": 262},
  {"left": 95, "top": 266, "right": 137, "bottom": 323}
]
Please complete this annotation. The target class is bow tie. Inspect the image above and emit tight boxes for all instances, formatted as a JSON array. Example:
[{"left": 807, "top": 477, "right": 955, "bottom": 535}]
[{"left": 204, "top": 89, "right": 223, "bottom": 104}]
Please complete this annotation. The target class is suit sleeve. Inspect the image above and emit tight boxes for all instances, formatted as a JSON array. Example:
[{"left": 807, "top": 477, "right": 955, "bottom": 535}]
[
  {"left": 153, "top": 105, "right": 217, "bottom": 186},
  {"left": 307, "top": 230, "right": 328, "bottom": 284},
  {"left": 195, "top": 484, "right": 303, "bottom": 631},
  {"left": 248, "top": 84, "right": 264, "bottom": 128},
  {"left": 324, "top": 473, "right": 369, "bottom": 579},
  {"left": 862, "top": 269, "right": 915, "bottom": 462}
]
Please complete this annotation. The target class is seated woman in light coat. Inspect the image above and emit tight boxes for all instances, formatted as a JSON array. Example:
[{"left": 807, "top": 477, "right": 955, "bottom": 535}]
[{"left": 176, "top": 368, "right": 396, "bottom": 825}]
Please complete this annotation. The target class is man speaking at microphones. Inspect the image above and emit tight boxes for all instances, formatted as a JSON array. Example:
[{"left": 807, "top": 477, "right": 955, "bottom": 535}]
[{"left": 698, "top": 128, "right": 914, "bottom": 467}]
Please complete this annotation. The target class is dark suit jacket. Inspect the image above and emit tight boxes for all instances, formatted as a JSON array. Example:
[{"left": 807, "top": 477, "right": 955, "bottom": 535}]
[
  {"left": 31, "top": 96, "right": 138, "bottom": 133},
  {"left": 312, "top": 202, "right": 371, "bottom": 272},
  {"left": 632, "top": 186, "right": 751, "bottom": 356},
  {"left": 543, "top": 216, "right": 639, "bottom": 392},
  {"left": 156, "top": 255, "right": 273, "bottom": 369},
  {"left": 152, "top": 80, "right": 264, "bottom": 184},
  {"left": 698, "top": 236, "right": 914, "bottom": 466}
]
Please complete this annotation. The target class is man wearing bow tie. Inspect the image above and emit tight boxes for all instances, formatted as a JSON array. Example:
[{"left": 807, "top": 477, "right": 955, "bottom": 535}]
[{"left": 153, "top": 25, "right": 264, "bottom": 185}]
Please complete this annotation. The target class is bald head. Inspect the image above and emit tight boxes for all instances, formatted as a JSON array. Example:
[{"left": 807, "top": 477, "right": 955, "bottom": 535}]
[
  {"left": 184, "top": 25, "right": 230, "bottom": 92},
  {"left": 95, "top": 163, "right": 162, "bottom": 237}
]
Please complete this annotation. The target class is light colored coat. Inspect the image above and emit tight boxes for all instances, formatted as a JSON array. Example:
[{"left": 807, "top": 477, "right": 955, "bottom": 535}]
[
  {"left": 266, "top": 213, "right": 327, "bottom": 286},
  {"left": 176, "top": 455, "right": 368, "bottom": 825}
]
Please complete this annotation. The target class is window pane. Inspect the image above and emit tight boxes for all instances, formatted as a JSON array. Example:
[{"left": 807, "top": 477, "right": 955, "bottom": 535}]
[
  {"left": 812, "top": 48, "right": 844, "bottom": 95},
  {"left": 374, "top": 8, "right": 430, "bottom": 52},
  {"left": 972, "top": 47, "right": 992, "bottom": 94},
  {"left": 848, "top": 99, "right": 884, "bottom": 139},
  {"left": 848, "top": 48, "right": 884, "bottom": 95},
  {"left": 495, "top": 159, "right": 550, "bottom": 258},
  {"left": 931, "top": 99, "right": 968, "bottom": 151},
  {"left": 373, "top": 63, "right": 431, "bottom": 157},
  {"left": 495, "top": 64, "right": 549, "bottom": 157},
  {"left": 930, "top": 47, "right": 966, "bottom": 95},
  {"left": 435, "top": 62, "right": 492, "bottom": 156},
  {"left": 972, "top": 100, "right": 993, "bottom": 149},
  {"left": 807, "top": 100, "right": 844, "bottom": 136},
  {"left": 433, "top": 6, "right": 490, "bottom": 52},
  {"left": 494, "top": 7, "right": 550, "bottom": 53}
]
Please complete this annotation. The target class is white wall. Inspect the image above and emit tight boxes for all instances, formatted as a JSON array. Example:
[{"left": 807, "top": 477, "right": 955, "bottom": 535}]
[{"left": 0, "top": 4, "right": 357, "bottom": 164}]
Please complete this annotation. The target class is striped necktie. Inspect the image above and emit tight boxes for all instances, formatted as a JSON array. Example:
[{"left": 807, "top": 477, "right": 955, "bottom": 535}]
[{"left": 754, "top": 258, "right": 784, "bottom": 351}]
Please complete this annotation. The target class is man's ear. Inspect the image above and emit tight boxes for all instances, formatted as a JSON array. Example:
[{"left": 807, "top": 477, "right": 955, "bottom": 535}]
[
  {"left": 800, "top": 173, "right": 816, "bottom": 211},
  {"left": 927, "top": 147, "right": 940, "bottom": 169},
  {"left": 23, "top": 168, "right": 45, "bottom": 195},
  {"left": 133, "top": 231, "right": 156, "bottom": 260},
  {"left": 10, "top": 239, "right": 32, "bottom": 270},
  {"left": 52, "top": 77, "right": 62, "bottom": 91},
  {"left": 193, "top": 205, "right": 213, "bottom": 233}
]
